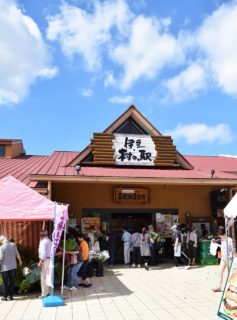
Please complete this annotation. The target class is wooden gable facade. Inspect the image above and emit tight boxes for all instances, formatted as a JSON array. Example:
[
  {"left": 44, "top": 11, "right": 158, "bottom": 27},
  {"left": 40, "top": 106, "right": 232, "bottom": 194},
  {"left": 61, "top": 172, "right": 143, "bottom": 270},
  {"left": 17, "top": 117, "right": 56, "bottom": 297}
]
[{"left": 70, "top": 105, "right": 193, "bottom": 169}]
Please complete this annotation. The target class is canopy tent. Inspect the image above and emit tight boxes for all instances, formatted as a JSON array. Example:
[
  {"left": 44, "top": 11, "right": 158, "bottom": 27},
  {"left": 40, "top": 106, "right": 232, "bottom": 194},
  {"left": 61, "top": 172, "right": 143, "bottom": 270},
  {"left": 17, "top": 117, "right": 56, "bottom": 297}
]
[
  {"left": 0, "top": 175, "right": 55, "bottom": 221},
  {"left": 224, "top": 193, "right": 237, "bottom": 218},
  {"left": 0, "top": 175, "right": 68, "bottom": 306}
]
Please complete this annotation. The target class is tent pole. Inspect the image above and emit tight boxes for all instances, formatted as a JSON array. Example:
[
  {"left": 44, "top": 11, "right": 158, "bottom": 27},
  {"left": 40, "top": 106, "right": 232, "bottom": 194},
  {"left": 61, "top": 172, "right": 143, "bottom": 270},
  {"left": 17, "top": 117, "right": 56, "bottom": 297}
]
[
  {"left": 51, "top": 203, "right": 56, "bottom": 296},
  {"left": 61, "top": 220, "right": 67, "bottom": 296}
]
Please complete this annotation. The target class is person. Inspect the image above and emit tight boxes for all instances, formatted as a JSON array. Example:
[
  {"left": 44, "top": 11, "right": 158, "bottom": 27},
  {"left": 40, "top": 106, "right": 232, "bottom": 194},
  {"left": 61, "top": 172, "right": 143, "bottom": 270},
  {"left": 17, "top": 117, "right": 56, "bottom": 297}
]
[
  {"left": 131, "top": 229, "right": 142, "bottom": 268},
  {"left": 212, "top": 228, "right": 234, "bottom": 292},
  {"left": 94, "top": 233, "right": 108, "bottom": 277},
  {"left": 148, "top": 225, "right": 159, "bottom": 266},
  {"left": 87, "top": 226, "right": 96, "bottom": 251},
  {"left": 77, "top": 233, "right": 91, "bottom": 287},
  {"left": 171, "top": 225, "right": 183, "bottom": 268},
  {"left": 38, "top": 230, "right": 52, "bottom": 298},
  {"left": 187, "top": 227, "right": 198, "bottom": 265},
  {"left": 140, "top": 227, "right": 151, "bottom": 270},
  {"left": 108, "top": 231, "right": 117, "bottom": 268},
  {"left": 200, "top": 224, "right": 208, "bottom": 239},
  {"left": 0, "top": 235, "right": 22, "bottom": 301},
  {"left": 180, "top": 225, "right": 190, "bottom": 267},
  {"left": 122, "top": 227, "right": 131, "bottom": 265},
  {"left": 64, "top": 243, "right": 82, "bottom": 291}
]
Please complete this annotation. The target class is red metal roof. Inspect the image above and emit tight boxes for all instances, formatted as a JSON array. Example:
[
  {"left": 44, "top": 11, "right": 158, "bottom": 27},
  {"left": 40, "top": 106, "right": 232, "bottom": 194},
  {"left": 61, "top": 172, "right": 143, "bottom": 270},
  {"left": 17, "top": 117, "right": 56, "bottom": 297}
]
[
  {"left": 31, "top": 152, "right": 237, "bottom": 180},
  {"left": 31, "top": 151, "right": 80, "bottom": 176},
  {"left": 1, "top": 151, "right": 237, "bottom": 184},
  {"left": 185, "top": 155, "right": 237, "bottom": 173},
  {"left": 0, "top": 155, "right": 49, "bottom": 186},
  {"left": 77, "top": 165, "right": 237, "bottom": 180}
]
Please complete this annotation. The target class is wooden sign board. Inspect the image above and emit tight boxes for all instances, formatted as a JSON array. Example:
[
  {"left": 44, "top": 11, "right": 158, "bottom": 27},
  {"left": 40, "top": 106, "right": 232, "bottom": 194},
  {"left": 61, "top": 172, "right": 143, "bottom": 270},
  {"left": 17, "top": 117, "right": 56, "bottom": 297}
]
[{"left": 114, "top": 187, "right": 149, "bottom": 204}]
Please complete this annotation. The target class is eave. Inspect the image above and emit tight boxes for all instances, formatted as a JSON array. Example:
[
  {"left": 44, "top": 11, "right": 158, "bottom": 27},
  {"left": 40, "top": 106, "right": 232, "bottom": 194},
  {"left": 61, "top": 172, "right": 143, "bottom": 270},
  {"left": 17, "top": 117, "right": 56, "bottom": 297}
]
[{"left": 29, "top": 174, "right": 237, "bottom": 186}]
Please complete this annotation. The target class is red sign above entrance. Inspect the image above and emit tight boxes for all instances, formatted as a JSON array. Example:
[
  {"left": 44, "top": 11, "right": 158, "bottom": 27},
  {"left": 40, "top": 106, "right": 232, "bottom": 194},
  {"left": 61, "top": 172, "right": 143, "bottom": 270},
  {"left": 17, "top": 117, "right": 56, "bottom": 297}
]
[{"left": 114, "top": 187, "right": 150, "bottom": 204}]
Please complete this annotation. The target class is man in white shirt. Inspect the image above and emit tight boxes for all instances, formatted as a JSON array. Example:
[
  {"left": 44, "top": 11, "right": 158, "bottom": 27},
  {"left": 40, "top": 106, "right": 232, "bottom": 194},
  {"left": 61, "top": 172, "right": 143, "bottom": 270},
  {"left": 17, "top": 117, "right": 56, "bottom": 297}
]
[
  {"left": 212, "top": 228, "right": 234, "bottom": 292},
  {"left": 38, "top": 230, "right": 52, "bottom": 298},
  {"left": 122, "top": 228, "right": 131, "bottom": 265}
]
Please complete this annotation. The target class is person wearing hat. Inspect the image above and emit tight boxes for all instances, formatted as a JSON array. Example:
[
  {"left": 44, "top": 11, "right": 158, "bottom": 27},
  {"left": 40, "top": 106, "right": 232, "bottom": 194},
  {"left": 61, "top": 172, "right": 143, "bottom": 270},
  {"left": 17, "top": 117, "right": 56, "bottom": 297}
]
[
  {"left": 38, "top": 230, "right": 52, "bottom": 298},
  {"left": 0, "top": 235, "right": 22, "bottom": 301}
]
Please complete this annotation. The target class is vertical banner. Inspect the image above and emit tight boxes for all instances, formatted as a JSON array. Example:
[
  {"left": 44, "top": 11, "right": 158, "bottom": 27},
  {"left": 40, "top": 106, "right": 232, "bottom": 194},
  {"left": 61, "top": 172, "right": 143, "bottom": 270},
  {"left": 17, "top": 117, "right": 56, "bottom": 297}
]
[
  {"left": 46, "top": 204, "right": 68, "bottom": 287},
  {"left": 217, "top": 257, "right": 236, "bottom": 319}
]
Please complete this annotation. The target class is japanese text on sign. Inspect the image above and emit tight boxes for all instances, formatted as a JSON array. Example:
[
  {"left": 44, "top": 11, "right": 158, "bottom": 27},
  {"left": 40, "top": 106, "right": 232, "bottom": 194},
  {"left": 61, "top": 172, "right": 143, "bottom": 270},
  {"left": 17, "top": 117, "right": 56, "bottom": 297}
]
[{"left": 113, "top": 134, "right": 157, "bottom": 166}]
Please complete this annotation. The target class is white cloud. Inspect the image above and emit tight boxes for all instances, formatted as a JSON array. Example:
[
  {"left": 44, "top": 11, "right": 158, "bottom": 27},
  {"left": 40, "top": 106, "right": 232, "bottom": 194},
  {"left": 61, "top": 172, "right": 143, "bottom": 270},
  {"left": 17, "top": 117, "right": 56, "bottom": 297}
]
[
  {"left": 0, "top": 0, "right": 56, "bottom": 105},
  {"left": 196, "top": 1, "right": 237, "bottom": 96},
  {"left": 47, "top": 0, "right": 132, "bottom": 71},
  {"left": 45, "top": 0, "right": 237, "bottom": 100},
  {"left": 46, "top": 1, "right": 183, "bottom": 90},
  {"left": 219, "top": 154, "right": 237, "bottom": 158},
  {"left": 163, "top": 64, "right": 207, "bottom": 102},
  {"left": 104, "top": 71, "right": 117, "bottom": 87},
  {"left": 165, "top": 123, "right": 233, "bottom": 145},
  {"left": 80, "top": 88, "right": 93, "bottom": 97},
  {"left": 110, "top": 15, "right": 184, "bottom": 90},
  {"left": 109, "top": 95, "right": 133, "bottom": 104},
  {"left": 164, "top": 1, "right": 237, "bottom": 101}
]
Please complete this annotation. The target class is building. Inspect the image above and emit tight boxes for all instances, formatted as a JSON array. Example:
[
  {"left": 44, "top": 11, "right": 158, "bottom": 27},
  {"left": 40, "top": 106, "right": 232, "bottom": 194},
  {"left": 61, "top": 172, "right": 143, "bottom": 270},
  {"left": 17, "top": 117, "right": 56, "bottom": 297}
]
[{"left": 0, "top": 105, "right": 237, "bottom": 254}]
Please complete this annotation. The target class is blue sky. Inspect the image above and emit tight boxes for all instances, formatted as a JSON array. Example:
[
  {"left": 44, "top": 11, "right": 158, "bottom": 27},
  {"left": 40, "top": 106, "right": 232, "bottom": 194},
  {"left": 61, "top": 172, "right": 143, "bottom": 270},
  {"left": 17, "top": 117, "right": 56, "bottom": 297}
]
[{"left": 0, "top": 0, "right": 237, "bottom": 157}]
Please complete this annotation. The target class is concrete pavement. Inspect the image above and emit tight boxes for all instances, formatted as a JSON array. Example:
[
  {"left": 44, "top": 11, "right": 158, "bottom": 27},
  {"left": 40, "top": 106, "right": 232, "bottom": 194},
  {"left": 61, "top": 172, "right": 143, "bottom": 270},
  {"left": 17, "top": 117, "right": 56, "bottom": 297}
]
[{"left": 0, "top": 264, "right": 224, "bottom": 320}]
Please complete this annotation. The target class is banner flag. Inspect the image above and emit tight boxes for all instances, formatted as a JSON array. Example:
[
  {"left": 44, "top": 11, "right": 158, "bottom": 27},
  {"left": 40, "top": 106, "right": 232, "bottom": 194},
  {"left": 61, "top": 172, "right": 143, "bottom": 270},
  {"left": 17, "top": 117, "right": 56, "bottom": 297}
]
[{"left": 46, "top": 204, "right": 68, "bottom": 287}]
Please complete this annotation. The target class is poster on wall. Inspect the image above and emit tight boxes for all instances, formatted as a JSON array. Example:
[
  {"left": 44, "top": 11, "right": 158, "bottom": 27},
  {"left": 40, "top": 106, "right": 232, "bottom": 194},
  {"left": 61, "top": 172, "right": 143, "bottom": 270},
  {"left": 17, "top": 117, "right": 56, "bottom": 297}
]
[
  {"left": 217, "top": 257, "right": 237, "bottom": 319},
  {"left": 81, "top": 217, "right": 101, "bottom": 233},
  {"left": 155, "top": 213, "right": 178, "bottom": 237}
]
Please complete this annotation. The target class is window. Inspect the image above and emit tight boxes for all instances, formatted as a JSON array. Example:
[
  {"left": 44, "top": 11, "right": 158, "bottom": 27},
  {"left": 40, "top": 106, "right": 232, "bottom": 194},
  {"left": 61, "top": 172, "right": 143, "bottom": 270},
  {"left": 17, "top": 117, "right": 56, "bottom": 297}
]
[{"left": 0, "top": 145, "right": 5, "bottom": 156}]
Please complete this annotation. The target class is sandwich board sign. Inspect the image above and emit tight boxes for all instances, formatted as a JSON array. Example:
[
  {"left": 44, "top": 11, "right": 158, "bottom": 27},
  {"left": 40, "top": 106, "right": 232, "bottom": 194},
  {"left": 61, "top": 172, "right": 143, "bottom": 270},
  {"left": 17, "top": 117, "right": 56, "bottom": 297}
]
[{"left": 218, "top": 257, "right": 237, "bottom": 319}]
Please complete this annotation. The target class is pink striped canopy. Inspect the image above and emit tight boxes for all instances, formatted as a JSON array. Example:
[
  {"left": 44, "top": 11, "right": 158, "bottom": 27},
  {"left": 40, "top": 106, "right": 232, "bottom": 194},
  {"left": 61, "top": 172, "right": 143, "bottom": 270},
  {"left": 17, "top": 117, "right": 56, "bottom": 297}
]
[{"left": 0, "top": 176, "right": 55, "bottom": 221}]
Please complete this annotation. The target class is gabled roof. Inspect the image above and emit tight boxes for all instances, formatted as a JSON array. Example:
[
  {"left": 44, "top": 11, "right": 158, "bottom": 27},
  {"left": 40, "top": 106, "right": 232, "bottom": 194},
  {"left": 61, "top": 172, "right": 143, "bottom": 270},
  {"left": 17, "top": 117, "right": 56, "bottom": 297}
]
[{"left": 69, "top": 105, "right": 193, "bottom": 169}]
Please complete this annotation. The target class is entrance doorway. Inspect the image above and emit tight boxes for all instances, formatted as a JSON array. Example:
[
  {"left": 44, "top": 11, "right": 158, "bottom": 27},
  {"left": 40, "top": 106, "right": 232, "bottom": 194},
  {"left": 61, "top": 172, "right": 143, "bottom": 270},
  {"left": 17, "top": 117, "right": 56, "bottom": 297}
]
[{"left": 110, "top": 212, "right": 152, "bottom": 264}]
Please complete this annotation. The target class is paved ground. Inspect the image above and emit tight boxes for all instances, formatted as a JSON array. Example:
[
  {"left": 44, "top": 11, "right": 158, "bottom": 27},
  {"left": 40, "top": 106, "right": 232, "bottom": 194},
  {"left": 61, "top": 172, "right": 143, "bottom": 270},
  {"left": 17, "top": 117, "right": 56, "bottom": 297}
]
[{"left": 0, "top": 264, "right": 225, "bottom": 320}]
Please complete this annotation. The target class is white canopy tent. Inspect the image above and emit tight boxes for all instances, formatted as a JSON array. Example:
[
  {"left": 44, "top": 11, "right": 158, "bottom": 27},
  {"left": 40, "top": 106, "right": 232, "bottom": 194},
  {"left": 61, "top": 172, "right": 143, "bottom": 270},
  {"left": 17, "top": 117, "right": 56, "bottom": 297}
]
[
  {"left": 224, "top": 193, "right": 237, "bottom": 218},
  {"left": 223, "top": 193, "right": 237, "bottom": 271}
]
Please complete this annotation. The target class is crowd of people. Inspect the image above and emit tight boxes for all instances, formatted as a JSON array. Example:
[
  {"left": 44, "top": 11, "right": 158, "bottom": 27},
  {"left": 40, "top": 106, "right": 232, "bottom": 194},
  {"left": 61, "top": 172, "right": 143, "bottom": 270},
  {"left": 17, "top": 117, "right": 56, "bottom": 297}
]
[{"left": 0, "top": 221, "right": 234, "bottom": 301}]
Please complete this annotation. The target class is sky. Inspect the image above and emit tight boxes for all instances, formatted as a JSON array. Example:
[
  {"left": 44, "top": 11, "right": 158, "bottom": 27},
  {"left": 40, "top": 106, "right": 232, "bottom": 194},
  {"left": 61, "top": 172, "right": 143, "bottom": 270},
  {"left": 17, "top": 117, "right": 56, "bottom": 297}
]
[{"left": 0, "top": 0, "right": 237, "bottom": 157}]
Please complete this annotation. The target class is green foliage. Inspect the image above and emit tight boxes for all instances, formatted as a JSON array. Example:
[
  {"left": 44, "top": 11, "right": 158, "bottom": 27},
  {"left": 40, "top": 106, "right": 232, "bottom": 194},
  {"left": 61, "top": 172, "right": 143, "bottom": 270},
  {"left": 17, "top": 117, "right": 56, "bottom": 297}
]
[
  {"left": 65, "top": 239, "right": 77, "bottom": 252},
  {"left": 54, "top": 262, "right": 63, "bottom": 283},
  {"left": 0, "top": 274, "right": 2, "bottom": 287},
  {"left": 18, "top": 279, "right": 31, "bottom": 294}
]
